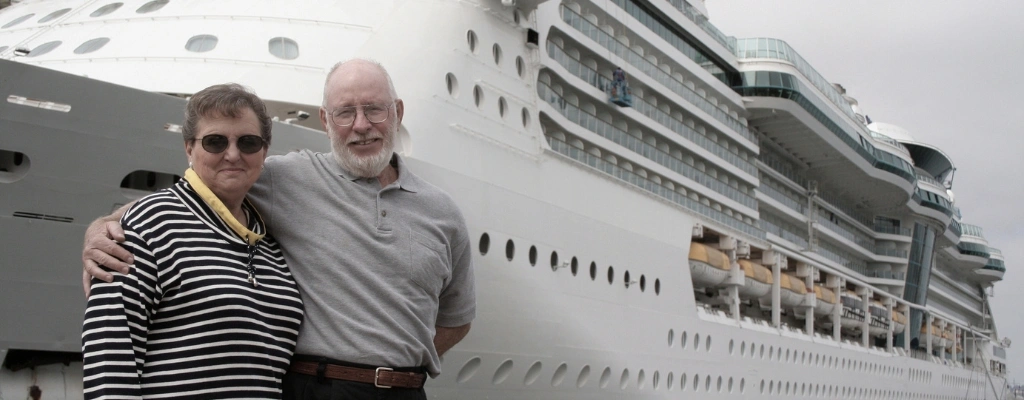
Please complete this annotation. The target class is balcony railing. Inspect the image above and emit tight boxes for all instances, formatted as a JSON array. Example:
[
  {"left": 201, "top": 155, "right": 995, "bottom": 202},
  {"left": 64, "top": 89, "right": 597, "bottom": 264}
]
[
  {"left": 758, "top": 182, "right": 805, "bottom": 214},
  {"left": 560, "top": 5, "right": 756, "bottom": 142},
  {"left": 545, "top": 135, "right": 766, "bottom": 239},
  {"left": 664, "top": 0, "right": 736, "bottom": 52},
  {"left": 539, "top": 82, "right": 758, "bottom": 209},
  {"left": 546, "top": 42, "right": 758, "bottom": 176}
]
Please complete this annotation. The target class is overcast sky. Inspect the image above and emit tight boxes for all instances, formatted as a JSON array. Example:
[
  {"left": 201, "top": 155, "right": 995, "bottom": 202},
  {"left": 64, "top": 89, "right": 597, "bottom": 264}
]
[{"left": 703, "top": 0, "right": 1024, "bottom": 384}]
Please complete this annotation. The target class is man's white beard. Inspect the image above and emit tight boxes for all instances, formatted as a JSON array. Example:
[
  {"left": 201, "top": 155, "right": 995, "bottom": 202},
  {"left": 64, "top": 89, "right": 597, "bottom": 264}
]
[{"left": 331, "top": 127, "right": 395, "bottom": 178}]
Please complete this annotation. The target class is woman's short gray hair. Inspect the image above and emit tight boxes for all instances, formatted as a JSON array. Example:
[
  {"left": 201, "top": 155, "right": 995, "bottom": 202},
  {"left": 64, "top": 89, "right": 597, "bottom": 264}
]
[{"left": 182, "top": 83, "right": 272, "bottom": 146}]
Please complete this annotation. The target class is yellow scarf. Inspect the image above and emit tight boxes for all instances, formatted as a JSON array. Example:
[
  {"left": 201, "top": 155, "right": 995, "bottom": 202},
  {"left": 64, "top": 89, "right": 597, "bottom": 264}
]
[{"left": 183, "top": 168, "right": 264, "bottom": 245}]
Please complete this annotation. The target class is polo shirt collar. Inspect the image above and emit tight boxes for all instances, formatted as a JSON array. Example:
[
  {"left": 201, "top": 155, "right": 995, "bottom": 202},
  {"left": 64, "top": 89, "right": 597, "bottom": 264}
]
[{"left": 329, "top": 152, "right": 420, "bottom": 193}]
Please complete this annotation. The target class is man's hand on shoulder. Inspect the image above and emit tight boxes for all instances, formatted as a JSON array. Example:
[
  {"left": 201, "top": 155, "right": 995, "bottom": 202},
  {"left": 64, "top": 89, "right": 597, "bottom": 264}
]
[{"left": 82, "top": 204, "right": 134, "bottom": 297}]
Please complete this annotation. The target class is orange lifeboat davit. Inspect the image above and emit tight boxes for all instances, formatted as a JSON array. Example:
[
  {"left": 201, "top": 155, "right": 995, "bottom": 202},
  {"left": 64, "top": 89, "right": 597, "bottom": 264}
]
[{"left": 688, "top": 243, "right": 731, "bottom": 289}]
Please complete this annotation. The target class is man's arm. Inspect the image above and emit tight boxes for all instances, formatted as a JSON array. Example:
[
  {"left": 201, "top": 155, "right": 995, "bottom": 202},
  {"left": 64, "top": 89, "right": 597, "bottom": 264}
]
[
  {"left": 81, "top": 202, "right": 135, "bottom": 296},
  {"left": 434, "top": 323, "right": 471, "bottom": 357}
]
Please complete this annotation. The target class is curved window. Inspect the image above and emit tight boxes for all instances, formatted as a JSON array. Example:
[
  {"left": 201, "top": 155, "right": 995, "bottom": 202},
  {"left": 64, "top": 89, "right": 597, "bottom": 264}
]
[
  {"left": 268, "top": 37, "right": 298, "bottom": 60},
  {"left": 38, "top": 8, "right": 71, "bottom": 23},
  {"left": 74, "top": 37, "right": 110, "bottom": 54},
  {"left": 27, "top": 41, "right": 62, "bottom": 57},
  {"left": 90, "top": 3, "right": 124, "bottom": 17},
  {"left": 136, "top": 0, "right": 169, "bottom": 14},
  {"left": 2, "top": 13, "right": 35, "bottom": 29},
  {"left": 184, "top": 35, "right": 217, "bottom": 53}
]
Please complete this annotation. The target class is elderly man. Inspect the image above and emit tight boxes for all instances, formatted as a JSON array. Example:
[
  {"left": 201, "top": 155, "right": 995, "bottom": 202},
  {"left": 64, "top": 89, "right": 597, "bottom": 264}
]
[{"left": 82, "top": 59, "right": 476, "bottom": 400}]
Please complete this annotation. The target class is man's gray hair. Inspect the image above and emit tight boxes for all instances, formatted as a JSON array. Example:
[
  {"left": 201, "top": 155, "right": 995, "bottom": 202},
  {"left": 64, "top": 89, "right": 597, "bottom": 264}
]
[{"left": 322, "top": 58, "right": 399, "bottom": 106}]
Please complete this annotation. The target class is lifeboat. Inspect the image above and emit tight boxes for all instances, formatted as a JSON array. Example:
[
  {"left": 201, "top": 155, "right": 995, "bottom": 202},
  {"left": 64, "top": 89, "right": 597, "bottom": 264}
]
[
  {"left": 759, "top": 273, "right": 806, "bottom": 308},
  {"left": 839, "top": 290, "right": 865, "bottom": 333},
  {"left": 689, "top": 243, "right": 731, "bottom": 288},
  {"left": 868, "top": 301, "right": 891, "bottom": 337},
  {"left": 942, "top": 328, "right": 954, "bottom": 349},
  {"left": 891, "top": 311, "right": 906, "bottom": 334},
  {"left": 737, "top": 259, "right": 772, "bottom": 298},
  {"left": 812, "top": 285, "right": 837, "bottom": 316},
  {"left": 920, "top": 324, "right": 943, "bottom": 348}
]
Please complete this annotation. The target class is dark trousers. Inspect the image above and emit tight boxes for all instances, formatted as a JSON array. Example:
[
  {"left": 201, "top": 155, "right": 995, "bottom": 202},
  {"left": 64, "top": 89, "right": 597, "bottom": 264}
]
[{"left": 282, "top": 371, "right": 427, "bottom": 400}]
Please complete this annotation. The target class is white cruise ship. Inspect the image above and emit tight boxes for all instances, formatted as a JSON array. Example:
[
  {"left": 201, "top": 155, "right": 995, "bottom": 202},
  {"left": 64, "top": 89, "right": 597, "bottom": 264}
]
[{"left": 0, "top": 0, "right": 1015, "bottom": 398}]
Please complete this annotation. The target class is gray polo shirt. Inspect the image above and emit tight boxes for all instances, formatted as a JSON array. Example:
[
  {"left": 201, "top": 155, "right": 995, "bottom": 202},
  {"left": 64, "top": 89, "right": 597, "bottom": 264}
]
[{"left": 248, "top": 149, "right": 475, "bottom": 377}]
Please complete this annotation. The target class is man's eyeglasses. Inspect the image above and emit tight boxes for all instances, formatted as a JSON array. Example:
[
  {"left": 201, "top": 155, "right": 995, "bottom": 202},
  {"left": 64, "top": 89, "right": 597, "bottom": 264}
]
[
  {"left": 328, "top": 102, "right": 394, "bottom": 127},
  {"left": 194, "top": 134, "right": 266, "bottom": 154}
]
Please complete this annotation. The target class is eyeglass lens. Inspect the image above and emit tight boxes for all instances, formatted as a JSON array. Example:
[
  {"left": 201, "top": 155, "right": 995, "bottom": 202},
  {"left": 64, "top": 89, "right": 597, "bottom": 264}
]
[
  {"left": 199, "top": 135, "right": 265, "bottom": 154},
  {"left": 331, "top": 103, "right": 391, "bottom": 126}
]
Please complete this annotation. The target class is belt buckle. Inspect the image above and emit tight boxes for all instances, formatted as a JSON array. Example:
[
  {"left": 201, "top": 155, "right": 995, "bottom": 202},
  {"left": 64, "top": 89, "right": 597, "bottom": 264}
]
[{"left": 374, "top": 367, "right": 393, "bottom": 389}]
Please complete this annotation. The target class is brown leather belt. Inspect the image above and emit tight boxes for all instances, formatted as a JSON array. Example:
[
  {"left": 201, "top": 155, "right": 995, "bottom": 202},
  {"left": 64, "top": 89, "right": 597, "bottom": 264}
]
[{"left": 289, "top": 361, "right": 426, "bottom": 389}]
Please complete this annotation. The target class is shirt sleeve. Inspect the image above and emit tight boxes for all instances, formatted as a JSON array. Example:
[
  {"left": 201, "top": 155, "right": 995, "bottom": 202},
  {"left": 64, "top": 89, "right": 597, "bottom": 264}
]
[
  {"left": 436, "top": 214, "right": 476, "bottom": 327},
  {"left": 81, "top": 215, "right": 161, "bottom": 400}
]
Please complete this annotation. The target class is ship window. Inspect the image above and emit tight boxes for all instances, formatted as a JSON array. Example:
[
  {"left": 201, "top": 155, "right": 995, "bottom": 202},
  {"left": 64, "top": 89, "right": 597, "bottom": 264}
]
[
  {"left": 606, "top": 266, "right": 614, "bottom": 284},
  {"left": 528, "top": 245, "right": 537, "bottom": 266},
  {"left": 516, "top": 56, "right": 525, "bottom": 78},
  {"left": 492, "top": 43, "right": 502, "bottom": 65},
  {"left": 655, "top": 278, "right": 660, "bottom": 295},
  {"left": 589, "top": 261, "right": 596, "bottom": 280},
  {"left": 570, "top": 257, "right": 578, "bottom": 276},
  {"left": 185, "top": 34, "right": 217, "bottom": 53},
  {"left": 90, "top": 3, "right": 124, "bottom": 17},
  {"left": 26, "top": 41, "right": 62, "bottom": 57},
  {"left": 466, "top": 30, "right": 477, "bottom": 53},
  {"left": 521, "top": 107, "right": 531, "bottom": 128},
  {"left": 473, "top": 85, "right": 483, "bottom": 108},
  {"left": 478, "top": 233, "right": 490, "bottom": 255},
  {"left": 0, "top": 149, "right": 31, "bottom": 184},
  {"left": 505, "top": 239, "right": 514, "bottom": 261},
  {"left": 498, "top": 96, "right": 507, "bottom": 118},
  {"left": 136, "top": 0, "right": 169, "bottom": 14},
  {"left": 38, "top": 8, "right": 71, "bottom": 23},
  {"left": 2, "top": 13, "right": 35, "bottom": 29},
  {"left": 268, "top": 37, "right": 299, "bottom": 60},
  {"left": 445, "top": 73, "right": 458, "bottom": 98},
  {"left": 549, "top": 251, "right": 558, "bottom": 270},
  {"left": 74, "top": 37, "right": 110, "bottom": 54}
]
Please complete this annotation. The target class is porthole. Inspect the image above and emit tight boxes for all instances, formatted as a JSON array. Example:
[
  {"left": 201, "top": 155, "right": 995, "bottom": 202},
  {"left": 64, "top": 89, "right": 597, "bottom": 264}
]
[
  {"left": 473, "top": 85, "right": 483, "bottom": 108},
  {"left": 498, "top": 96, "right": 507, "bottom": 118},
  {"left": 740, "top": 378, "right": 745, "bottom": 393},
  {"left": 717, "top": 376, "right": 723, "bottom": 392},
  {"left": 693, "top": 374, "right": 700, "bottom": 392},
  {"left": 2, "top": 13, "right": 35, "bottom": 29},
  {"left": 728, "top": 339, "right": 734, "bottom": 355},
  {"left": 38, "top": 8, "right": 71, "bottom": 23},
  {"left": 516, "top": 56, "right": 525, "bottom": 78},
  {"left": 706, "top": 335, "right": 712, "bottom": 351},
  {"left": 478, "top": 233, "right": 490, "bottom": 255},
  {"left": 524, "top": 361, "right": 542, "bottom": 385},
  {"left": 268, "top": 37, "right": 299, "bottom": 60},
  {"left": 740, "top": 341, "right": 746, "bottom": 356},
  {"left": 513, "top": 9, "right": 522, "bottom": 24},
  {"left": 549, "top": 251, "right": 558, "bottom": 270},
  {"left": 728, "top": 377, "right": 734, "bottom": 393},
  {"left": 521, "top": 107, "right": 531, "bottom": 128},
  {"left": 570, "top": 257, "right": 578, "bottom": 276},
  {"left": 90, "top": 3, "right": 123, "bottom": 17},
  {"left": 576, "top": 365, "right": 590, "bottom": 388},
  {"left": 551, "top": 363, "right": 567, "bottom": 387},
  {"left": 694, "top": 333, "right": 701, "bottom": 350},
  {"left": 184, "top": 34, "right": 217, "bottom": 53},
  {"left": 681, "top": 373, "right": 688, "bottom": 391},
  {"left": 492, "top": 359, "right": 514, "bottom": 384},
  {"left": 456, "top": 357, "right": 481, "bottom": 383},
  {"left": 667, "top": 372, "right": 674, "bottom": 391},
  {"left": 655, "top": 278, "right": 661, "bottom": 295},
  {"left": 505, "top": 239, "right": 515, "bottom": 261},
  {"left": 466, "top": 30, "right": 478, "bottom": 53},
  {"left": 639, "top": 275, "right": 646, "bottom": 291},
  {"left": 606, "top": 266, "right": 614, "bottom": 284},
  {"left": 599, "top": 367, "right": 611, "bottom": 389},
  {"left": 680, "top": 331, "right": 687, "bottom": 348},
  {"left": 705, "top": 375, "right": 711, "bottom": 392},
  {"left": 528, "top": 245, "right": 537, "bottom": 266},
  {"left": 637, "top": 369, "right": 646, "bottom": 389},
  {"left": 667, "top": 329, "right": 674, "bottom": 347},
  {"left": 445, "top": 73, "right": 458, "bottom": 98},
  {"left": 492, "top": 43, "right": 502, "bottom": 65},
  {"left": 136, "top": 0, "right": 169, "bottom": 14},
  {"left": 619, "top": 369, "right": 629, "bottom": 390},
  {"left": 760, "top": 379, "right": 766, "bottom": 394},
  {"left": 0, "top": 149, "right": 31, "bottom": 184},
  {"left": 589, "top": 261, "right": 596, "bottom": 280},
  {"left": 74, "top": 37, "right": 110, "bottom": 54},
  {"left": 26, "top": 41, "right": 61, "bottom": 57},
  {"left": 623, "top": 270, "right": 630, "bottom": 288}
]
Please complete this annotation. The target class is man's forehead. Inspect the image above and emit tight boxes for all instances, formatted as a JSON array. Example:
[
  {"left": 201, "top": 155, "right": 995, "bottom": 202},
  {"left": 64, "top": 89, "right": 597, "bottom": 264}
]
[{"left": 325, "top": 68, "right": 390, "bottom": 103}]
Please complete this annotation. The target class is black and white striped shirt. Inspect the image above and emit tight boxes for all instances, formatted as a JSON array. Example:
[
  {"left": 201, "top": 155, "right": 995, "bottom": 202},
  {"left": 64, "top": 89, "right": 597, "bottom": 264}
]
[{"left": 82, "top": 179, "right": 303, "bottom": 399}]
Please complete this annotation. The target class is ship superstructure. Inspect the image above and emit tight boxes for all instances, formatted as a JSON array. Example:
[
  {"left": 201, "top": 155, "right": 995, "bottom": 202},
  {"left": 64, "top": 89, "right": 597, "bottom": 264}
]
[{"left": 0, "top": 0, "right": 1014, "bottom": 398}]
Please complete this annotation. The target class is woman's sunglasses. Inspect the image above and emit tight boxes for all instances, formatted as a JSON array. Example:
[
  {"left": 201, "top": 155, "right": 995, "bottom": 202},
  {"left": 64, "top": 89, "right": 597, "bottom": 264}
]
[{"left": 194, "top": 134, "right": 266, "bottom": 154}]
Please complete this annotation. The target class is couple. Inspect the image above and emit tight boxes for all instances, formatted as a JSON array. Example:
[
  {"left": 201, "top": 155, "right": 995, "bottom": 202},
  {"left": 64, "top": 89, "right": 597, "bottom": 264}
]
[{"left": 81, "top": 59, "right": 476, "bottom": 399}]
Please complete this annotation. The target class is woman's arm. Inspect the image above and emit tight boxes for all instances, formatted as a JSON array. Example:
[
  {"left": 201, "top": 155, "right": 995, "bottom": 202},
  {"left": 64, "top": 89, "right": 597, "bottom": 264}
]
[{"left": 81, "top": 221, "right": 159, "bottom": 400}]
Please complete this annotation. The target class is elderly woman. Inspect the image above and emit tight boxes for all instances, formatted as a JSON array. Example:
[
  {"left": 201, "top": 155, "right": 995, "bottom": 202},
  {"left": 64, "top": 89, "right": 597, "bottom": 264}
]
[{"left": 82, "top": 84, "right": 303, "bottom": 399}]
